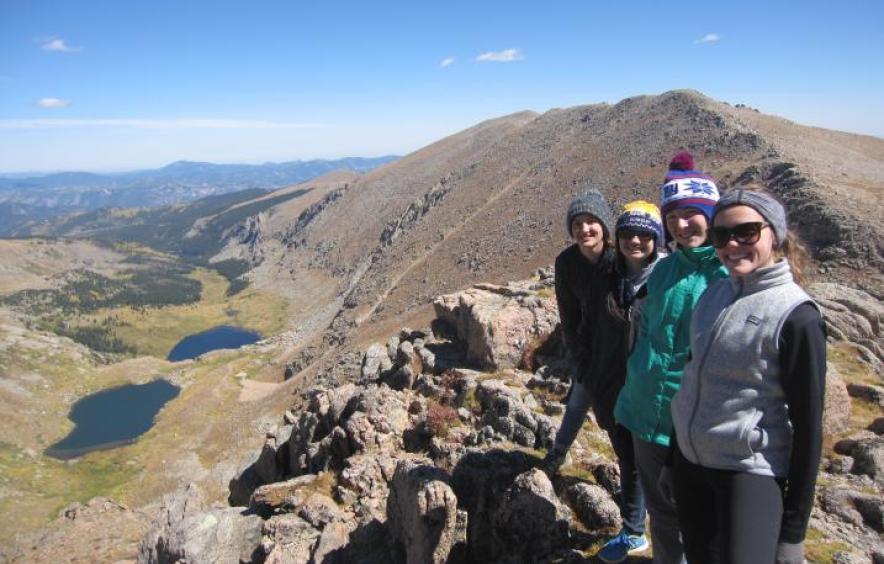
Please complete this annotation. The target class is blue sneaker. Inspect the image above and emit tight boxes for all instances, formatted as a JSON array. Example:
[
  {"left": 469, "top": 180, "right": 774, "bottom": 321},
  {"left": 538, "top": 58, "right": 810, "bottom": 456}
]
[{"left": 597, "top": 531, "right": 650, "bottom": 563}]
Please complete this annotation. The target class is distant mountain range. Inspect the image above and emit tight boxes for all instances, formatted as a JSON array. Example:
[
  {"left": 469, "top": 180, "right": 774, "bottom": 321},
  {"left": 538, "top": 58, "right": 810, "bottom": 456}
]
[{"left": 0, "top": 156, "right": 398, "bottom": 235}]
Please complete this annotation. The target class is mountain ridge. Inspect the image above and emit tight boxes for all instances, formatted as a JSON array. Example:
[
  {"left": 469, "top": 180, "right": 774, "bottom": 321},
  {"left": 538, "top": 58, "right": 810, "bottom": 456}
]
[
  {"left": 216, "top": 90, "right": 881, "bottom": 364},
  {"left": 0, "top": 156, "right": 399, "bottom": 235}
]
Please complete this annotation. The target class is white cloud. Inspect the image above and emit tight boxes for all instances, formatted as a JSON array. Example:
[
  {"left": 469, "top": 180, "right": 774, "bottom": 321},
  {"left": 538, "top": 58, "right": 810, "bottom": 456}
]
[
  {"left": 440, "top": 57, "right": 455, "bottom": 68},
  {"left": 475, "top": 48, "right": 523, "bottom": 63},
  {"left": 36, "top": 97, "right": 70, "bottom": 109},
  {"left": 0, "top": 118, "right": 323, "bottom": 130},
  {"left": 695, "top": 33, "right": 720, "bottom": 44},
  {"left": 42, "top": 38, "right": 82, "bottom": 52}
]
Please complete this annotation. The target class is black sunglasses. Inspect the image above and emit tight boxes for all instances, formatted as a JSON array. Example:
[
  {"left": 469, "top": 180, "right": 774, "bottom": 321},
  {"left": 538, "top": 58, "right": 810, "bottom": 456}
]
[
  {"left": 710, "top": 222, "right": 769, "bottom": 249},
  {"left": 617, "top": 230, "right": 654, "bottom": 242}
]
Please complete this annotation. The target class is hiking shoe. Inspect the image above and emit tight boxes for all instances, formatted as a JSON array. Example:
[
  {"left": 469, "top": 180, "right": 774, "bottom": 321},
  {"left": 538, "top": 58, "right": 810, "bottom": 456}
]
[
  {"left": 597, "top": 531, "right": 650, "bottom": 563},
  {"left": 540, "top": 449, "right": 568, "bottom": 476}
]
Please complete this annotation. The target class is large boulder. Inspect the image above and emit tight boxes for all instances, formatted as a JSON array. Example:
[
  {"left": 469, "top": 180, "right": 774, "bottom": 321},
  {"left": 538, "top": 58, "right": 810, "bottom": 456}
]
[
  {"left": 362, "top": 342, "right": 393, "bottom": 381},
  {"left": 139, "top": 483, "right": 206, "bottom": 563},
  {"left": 337, "top": 452, "right": 402, "bottom": 512},
  {"left": 450, "top": 449, "right": 536, "bottom": 562},
  {"left": 491, "top": 468, "right": 572, "bottom": 562},
  {"left": 249, "top": 474, "right": 319, "bottom": 517},
  {"left": 433, "top": 282, "right": 559, "bottom": 370},
  {"left": 820, "top": 486, "right": 884, "bottom": 532},
  {"left": 139, "top": 484, "right": 263, "bottom": 564},
  {"left": 851, "top": 437, "right": 884, "bottom": 485},
  {"left": 564, "top": 482, "right": 620, "bottom": 531},
  {"left": 810, "top": 283, "right": 884, "bottom": 372},
  {"left": 228, "top": 424, "right": 293, "bottom": 506},
  {"left": 311, "top": 521, "right": 353, "bottom": 564},
  {"left": 847, "top": 382, "right": 884, "bottom": 407},
  {"left": 386, "top": 459, "right": 467, "bottom": 564},
  {"left": 836, "top": 435, "right": 884, "bottom": 485},
  {"left": 261, "top": 513, "right": 320, "bottom": 564}
]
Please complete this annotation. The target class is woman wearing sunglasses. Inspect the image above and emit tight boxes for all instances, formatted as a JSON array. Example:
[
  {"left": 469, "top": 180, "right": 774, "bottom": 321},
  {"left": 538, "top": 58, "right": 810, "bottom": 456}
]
[
  {"left": 614, "top": 151, "right": 728, "bottom": 564},
  {"left": 668, "top": 188, "right": 826, "bottom": 563}
]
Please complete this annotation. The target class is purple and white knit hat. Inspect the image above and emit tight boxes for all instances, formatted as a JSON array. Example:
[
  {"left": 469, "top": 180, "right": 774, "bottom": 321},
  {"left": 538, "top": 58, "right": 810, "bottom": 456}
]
[{"left": 658, "top": 151, "right": 720, "bottom": 242}]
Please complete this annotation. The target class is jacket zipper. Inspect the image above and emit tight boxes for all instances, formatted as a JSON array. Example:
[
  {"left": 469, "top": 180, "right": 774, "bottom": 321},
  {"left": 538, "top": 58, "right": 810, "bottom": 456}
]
[{"left": 685, "top": 277, "right": 742, "bottom": 466}]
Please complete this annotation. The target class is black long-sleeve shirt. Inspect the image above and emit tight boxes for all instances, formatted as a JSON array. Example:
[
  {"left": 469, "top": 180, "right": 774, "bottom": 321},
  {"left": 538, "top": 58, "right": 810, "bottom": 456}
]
[
  {"left": 778, "top": 301, "right": 827, "bottom": 543},
  {"left": 554, "top": 244, "right": 627, "bottom": 430}
]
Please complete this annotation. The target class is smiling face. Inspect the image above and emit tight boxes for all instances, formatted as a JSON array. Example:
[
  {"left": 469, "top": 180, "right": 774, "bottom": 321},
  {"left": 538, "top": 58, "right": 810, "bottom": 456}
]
[
  {"left": 570, "top": 213, "right": 606, "bottom": 261},
  {"left": 713, "top": 205, "right": 777, "bottom": 277},
  {"left": 665, "top": 207, "right": 709, "bottom": 248},
  {"left": 617, "top": 230, "right": 655, "bottom": 270}
]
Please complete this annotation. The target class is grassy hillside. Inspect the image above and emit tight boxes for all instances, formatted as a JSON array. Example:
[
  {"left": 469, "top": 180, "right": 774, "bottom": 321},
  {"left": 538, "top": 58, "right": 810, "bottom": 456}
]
[
  {"left": 0, "top": 241, "right": 289, "bottom": 358},
  {"left": 26, "top": 188, "right": 308, "bottom": 262}
]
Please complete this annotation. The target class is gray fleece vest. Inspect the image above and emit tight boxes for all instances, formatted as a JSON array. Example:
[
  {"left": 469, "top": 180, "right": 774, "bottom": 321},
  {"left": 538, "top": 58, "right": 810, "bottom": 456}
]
[{"left": 671, "top": 259, "right": 813, "bottom": 477}]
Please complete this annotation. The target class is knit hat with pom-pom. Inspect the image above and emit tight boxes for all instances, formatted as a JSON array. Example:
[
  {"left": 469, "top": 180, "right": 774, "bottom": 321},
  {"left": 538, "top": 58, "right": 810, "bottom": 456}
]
[
  {"left": 659, "top": 151, "right": 719, "bottom": 242},
  {"left": 669, "top": 150, "right": 695, "bottom": 172}
]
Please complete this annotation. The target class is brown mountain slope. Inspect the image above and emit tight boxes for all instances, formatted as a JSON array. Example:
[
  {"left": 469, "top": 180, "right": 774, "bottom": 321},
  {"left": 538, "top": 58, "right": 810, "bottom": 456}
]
[{"left": 224, "top": 90, "right": 880, "bottom": 360}]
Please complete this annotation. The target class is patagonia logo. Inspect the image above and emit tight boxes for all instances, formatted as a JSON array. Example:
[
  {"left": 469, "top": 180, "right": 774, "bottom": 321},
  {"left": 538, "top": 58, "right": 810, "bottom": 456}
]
[{"left": 746, "top": 315, "right": 762, "bottom": 326}]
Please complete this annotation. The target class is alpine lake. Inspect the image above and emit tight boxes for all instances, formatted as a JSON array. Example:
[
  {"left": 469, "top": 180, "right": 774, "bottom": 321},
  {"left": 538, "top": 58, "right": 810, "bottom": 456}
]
[{"left": 46, "top": 325, "right": 261, "bottom": 459}]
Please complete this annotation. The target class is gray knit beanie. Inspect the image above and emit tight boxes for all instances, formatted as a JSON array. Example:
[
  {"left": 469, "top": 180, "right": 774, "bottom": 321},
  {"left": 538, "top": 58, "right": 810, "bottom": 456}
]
[
  {"left": 565, "top": 189, "right": 614, "bottom": 238},
  {"left": 713, "top": 189, "right": 788, "bottom": 247}
]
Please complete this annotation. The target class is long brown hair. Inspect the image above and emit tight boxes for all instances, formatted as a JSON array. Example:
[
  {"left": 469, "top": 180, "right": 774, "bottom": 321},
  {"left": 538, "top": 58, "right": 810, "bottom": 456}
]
[{"left": 776, "top": 230, "right": 811, "bottom": 287}]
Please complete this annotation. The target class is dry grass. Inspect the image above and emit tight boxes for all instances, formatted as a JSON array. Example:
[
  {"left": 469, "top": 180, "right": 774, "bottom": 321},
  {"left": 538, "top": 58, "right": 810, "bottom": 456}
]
[
  {"left": 829, "top": 341, "right": 879, "bottom": 387},
  {"left": 0, "top": 238, "right": 125, "bottom": 293},
  {"left": 75, "top": 268, "right": 289, "bottom": 358},
  {"left": 804, "top": 527, "right": 853, "bottom": 563}
]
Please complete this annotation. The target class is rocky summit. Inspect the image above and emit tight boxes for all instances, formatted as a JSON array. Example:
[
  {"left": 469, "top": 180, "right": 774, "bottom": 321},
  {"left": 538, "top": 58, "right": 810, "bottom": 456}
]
[{"left": 129, "top": 273, "right": 883, "bottom": 564}]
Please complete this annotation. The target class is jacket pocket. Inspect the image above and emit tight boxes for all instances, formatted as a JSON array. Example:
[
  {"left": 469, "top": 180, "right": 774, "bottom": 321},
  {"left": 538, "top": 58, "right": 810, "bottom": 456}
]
[{"left": 740, "top": 410, "right": 765, "bottom": 457}]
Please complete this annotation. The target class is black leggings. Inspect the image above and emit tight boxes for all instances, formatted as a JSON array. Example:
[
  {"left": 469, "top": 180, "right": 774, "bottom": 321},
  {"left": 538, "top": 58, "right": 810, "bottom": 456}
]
[{"left": 673, "top": 447, "right": 785, "bottom": 564}]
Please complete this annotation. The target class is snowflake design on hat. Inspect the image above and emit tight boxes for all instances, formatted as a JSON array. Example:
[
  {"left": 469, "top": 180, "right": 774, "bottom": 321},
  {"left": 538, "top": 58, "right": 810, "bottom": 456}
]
[{"left": 687, "top": 180, "right": 715, "bottom": 195}]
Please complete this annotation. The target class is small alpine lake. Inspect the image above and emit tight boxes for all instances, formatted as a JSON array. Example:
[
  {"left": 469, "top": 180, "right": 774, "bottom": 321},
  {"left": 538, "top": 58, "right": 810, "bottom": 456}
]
[
  {"left": 46, "top": 379, "right": 180, "bottom": 460},
  {"left": 166, "top": 325, "right": 261, "bottom": 362}
]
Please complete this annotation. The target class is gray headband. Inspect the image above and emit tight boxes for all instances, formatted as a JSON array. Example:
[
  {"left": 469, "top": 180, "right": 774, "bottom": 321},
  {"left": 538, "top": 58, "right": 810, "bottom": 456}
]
[{"left": 713, "top": 189, "right": 787, "bottom": 247}]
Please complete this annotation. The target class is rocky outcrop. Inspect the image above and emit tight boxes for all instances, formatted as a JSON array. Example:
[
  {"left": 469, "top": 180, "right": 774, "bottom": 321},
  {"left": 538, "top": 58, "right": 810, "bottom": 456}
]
[
  {"left": 564, "top": 482, "right": 620, "bottom": 531},
  {"left": 139, "top": 484, "right": 263, "bottom": 564},
  {"left": 386, "top": 459, "right": 466, "bottom": 564},
  {"left": 229, "top": 423, "right": 292, "bottom": 506},
  {"left": 136, "top": 269, "right": 884, "bottom": 563},
  {"left": 732, "top": 161, "right": 883, "bottom": 283},
  {"left": 433, "top": 278, "right": 560, "bottom": 370},
  {"left": 261, "top": 513, "right": 320, "bottom": 563},
  {"left": 492, "top": 468, "right": 572, "bottom": 562},
  {"left": 380, "top": 175, "right": 456, "bottom": 247},
  {"left": 821, "top": 486, "right": 884, "bottom": 533},
  {"left": 825, "top": 364, "right": 852, "bottom": 435},
  {"left": 811, "top": 282, "right": 884, "bottom": 373},
  {"left": 281, "top": 186, "right": 347, "bottom": 249},
  {"left": 449, "top": 449, "right": 537, "bottom": 561},
  {"left": 848, "top": 382, "right": 884, "bottom": 407},
  {"left": 249, "top": 474, "right": 319, "bottom": 517},
  {"left": 834, "top": 434, "right": 884, "bottom": 486}
]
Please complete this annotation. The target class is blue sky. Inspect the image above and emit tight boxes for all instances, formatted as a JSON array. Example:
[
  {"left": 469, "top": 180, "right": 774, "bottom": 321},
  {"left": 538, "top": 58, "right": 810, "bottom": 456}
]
[{"left": 1, "top": 0, "right": 882, "bottom": 173}]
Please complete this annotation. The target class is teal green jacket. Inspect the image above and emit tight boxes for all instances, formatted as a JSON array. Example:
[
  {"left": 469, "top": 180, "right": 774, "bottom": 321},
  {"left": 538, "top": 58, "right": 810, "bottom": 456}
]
[{"left": 614, "top": 245, "right": 728, "bottom": 446}]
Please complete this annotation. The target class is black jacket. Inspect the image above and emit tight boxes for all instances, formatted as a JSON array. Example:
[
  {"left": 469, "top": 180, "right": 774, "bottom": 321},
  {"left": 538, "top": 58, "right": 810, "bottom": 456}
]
[{"left": 554, "top": 244, "right": 627, "bottom": 430}]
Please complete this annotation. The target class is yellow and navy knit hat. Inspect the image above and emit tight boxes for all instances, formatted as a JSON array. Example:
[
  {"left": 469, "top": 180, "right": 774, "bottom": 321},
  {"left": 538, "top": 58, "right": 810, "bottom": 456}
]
[{"left": 615, "top": 200, "right": 664, "bottom": 248}]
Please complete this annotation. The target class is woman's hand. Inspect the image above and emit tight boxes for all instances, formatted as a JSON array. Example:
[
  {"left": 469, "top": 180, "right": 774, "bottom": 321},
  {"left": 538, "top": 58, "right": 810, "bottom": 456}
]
[
  {"left": 775, "top": 541, "right": 804, "bottom": 564},
  {"left": 657, "top": 466, "right": 676, "bottom": 505}
]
